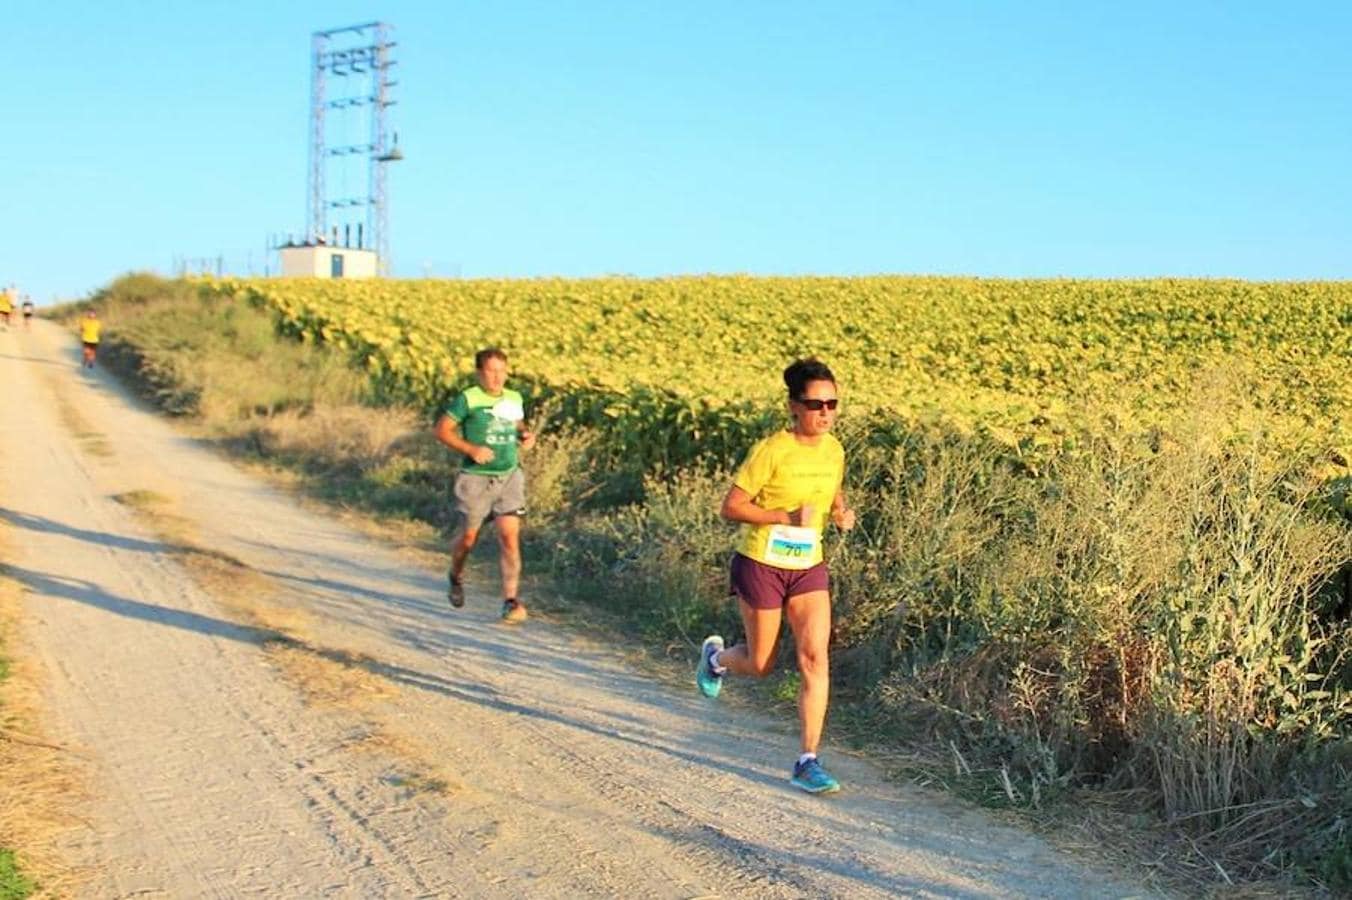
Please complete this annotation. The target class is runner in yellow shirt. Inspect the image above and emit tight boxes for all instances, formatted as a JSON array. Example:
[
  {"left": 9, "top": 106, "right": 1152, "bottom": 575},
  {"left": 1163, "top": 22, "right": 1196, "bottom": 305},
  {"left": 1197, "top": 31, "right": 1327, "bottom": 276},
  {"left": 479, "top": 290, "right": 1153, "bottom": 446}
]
[
  {"left": 696, "top": 358, "right": 856, "bottom": 794},
  {"left": 0, "top": 287, "right": 13, "bottom": 330},
  {"left": 80, "top": 310, "right": 102, "bottom": 368}
]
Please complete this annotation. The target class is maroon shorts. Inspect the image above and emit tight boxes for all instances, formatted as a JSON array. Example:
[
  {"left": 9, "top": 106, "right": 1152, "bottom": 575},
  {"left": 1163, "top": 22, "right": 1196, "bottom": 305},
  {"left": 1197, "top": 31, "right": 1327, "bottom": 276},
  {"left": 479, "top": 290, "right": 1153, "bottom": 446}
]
[{"left": 729, "top": 552, "right": 829, "bottom": 610}]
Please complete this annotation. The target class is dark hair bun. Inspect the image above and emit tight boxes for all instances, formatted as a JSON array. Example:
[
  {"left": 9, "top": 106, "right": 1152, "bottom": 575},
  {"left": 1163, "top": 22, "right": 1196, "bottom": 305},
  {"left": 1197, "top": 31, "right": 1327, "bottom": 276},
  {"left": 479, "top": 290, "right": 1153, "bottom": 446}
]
[{"left": 783, "top": 357, "right": 836, "bottom": 399}]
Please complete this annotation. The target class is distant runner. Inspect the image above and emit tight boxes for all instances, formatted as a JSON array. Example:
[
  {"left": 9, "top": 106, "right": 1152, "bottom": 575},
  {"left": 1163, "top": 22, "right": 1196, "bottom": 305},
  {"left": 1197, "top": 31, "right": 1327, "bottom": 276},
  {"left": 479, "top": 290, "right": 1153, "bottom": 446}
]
[
  {"left": 21, "top": 297, "right": 34, "bottom": 330},
  {"left": 696, "top": 358, "right": 856, "bottom": 794},
  {"left": 0, "top": 287, "right": 12, "bottom": 329},
  {"left": 433, "top": 348, "right": 536, "bottom": 623},
  {"left": 80, "top": 309, "right": 101, "bottom": 368}
]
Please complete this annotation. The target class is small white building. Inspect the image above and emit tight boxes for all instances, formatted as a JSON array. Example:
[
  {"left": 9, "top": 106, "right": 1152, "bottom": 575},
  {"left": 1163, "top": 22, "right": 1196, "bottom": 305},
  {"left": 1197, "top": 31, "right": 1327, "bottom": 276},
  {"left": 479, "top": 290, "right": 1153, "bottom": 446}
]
[{"left": 278, "top": 245, "right": 379, "bottom": 279}]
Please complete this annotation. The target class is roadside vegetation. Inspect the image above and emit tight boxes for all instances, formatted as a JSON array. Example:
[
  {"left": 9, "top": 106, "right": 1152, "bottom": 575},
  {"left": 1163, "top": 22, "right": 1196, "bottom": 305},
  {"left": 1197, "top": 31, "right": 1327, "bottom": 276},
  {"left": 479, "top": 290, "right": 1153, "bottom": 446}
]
[
  {"left": 56, "top": 273, "right": 1352, "bottom": 894},
  {"left": 1, "top": 551, "right": 84, "bottom": 899},
  {"left": 1, "top": 582, "right": 38, "bottom": 900}
]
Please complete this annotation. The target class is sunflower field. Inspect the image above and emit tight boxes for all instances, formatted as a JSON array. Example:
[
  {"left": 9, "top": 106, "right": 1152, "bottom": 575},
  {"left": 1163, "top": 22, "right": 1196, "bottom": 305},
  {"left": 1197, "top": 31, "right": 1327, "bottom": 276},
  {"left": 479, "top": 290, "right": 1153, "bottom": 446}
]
[{"left": 205, "top": 275, "right": 1351, "bottom": 484}]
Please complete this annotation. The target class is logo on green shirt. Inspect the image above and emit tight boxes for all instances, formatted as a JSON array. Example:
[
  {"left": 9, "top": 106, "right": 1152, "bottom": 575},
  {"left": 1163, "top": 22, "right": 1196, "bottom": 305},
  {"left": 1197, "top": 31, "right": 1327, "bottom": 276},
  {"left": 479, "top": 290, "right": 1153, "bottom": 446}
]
[{"left": 445, "top": 385, "right": 524, "bottom": 475}]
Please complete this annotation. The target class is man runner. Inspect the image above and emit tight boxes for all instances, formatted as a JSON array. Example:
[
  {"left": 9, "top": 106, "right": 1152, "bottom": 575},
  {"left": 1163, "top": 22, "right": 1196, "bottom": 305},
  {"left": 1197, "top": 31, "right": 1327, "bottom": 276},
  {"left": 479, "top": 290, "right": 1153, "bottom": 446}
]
[
  {"left": 433, "top": 348, "right": 536, "bottom": 622},
  {"left": 21, "top": 297, "right": 34, "bottom": 330}
]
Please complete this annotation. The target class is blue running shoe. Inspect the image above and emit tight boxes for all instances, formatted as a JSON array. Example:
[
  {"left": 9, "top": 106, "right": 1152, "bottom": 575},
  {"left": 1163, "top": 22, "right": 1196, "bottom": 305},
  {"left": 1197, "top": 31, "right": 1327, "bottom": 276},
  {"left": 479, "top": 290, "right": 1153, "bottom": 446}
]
[
  {"left": 696, "top": 635, "right": 725, "bottom": 698},
  {"left": 791, "top": 757, "right": 841, "bottom": 794}
]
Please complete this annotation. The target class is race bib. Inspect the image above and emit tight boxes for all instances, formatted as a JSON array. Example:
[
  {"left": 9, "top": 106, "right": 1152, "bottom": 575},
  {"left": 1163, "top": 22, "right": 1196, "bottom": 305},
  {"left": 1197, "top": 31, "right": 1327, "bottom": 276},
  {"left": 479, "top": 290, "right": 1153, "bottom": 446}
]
[
  {"left": 764, "top": 525, "right": 820, "bottom": 569},
  {"left": 491, "top": 398, "right": 525, "bottom": 422}
]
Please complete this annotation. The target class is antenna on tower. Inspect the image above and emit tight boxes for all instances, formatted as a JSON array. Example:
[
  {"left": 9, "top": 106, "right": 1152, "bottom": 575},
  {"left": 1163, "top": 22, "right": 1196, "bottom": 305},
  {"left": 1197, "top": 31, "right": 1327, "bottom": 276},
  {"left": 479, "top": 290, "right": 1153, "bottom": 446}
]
[{"left": 307, "top": 22, "right": 403, "bottom": 275}]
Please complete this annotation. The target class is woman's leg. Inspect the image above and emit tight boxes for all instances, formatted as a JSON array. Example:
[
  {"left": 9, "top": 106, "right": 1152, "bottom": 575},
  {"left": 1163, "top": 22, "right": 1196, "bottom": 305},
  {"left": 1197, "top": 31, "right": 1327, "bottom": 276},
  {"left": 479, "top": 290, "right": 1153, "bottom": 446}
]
[
  {"left": 784, "top": 590, "right": 831, "bottom": 754},
  {"left": 715, "top": 598, "right": 783, "bottom": 678}
]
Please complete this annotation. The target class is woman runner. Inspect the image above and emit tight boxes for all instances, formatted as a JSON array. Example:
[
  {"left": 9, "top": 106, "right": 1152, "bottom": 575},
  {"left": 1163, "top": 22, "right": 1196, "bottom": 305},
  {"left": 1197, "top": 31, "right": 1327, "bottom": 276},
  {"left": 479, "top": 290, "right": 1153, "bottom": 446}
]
[
  {"left": 80, "top": 309, "right": 102, "bottom": 368},
  {"left": 696, "top": 358, "right": 856, "bottom": 794}
]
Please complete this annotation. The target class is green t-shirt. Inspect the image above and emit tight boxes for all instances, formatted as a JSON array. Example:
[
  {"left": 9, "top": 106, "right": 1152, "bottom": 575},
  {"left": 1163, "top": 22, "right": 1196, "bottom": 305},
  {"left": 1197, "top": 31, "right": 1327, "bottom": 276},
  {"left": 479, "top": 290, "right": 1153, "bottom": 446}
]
[{"left": 443, "top": 385, "right": 525, "bottom": 475}]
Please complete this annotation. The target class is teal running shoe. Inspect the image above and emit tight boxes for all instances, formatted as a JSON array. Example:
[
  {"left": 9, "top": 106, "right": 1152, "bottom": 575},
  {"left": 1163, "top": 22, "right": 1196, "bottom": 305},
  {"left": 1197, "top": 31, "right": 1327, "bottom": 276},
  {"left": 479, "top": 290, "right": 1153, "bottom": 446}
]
[
  {"left": 696, "top": 635, "right": 725, "bottom": 698},
  {"left": 791, "top": 757, "right": 841, "bottom": 794}
]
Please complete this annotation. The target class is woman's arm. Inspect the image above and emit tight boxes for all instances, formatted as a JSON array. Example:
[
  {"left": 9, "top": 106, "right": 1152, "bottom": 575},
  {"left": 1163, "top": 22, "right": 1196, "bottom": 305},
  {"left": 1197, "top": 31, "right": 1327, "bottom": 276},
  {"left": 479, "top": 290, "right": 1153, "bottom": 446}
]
[
  {"left": 720, "top": 485, "right": 813, "bottom": 527},
  {"left": 830, "top": 489, "right": 856, "bottom": 531}
]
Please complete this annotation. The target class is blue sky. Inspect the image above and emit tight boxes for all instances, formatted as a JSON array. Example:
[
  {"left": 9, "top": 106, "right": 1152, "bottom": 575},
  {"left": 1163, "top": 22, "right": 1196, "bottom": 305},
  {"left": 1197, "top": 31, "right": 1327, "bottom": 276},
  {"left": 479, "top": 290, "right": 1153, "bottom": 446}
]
[{"left": 4, "top": 1, "right": 1350, "bottom": 301}]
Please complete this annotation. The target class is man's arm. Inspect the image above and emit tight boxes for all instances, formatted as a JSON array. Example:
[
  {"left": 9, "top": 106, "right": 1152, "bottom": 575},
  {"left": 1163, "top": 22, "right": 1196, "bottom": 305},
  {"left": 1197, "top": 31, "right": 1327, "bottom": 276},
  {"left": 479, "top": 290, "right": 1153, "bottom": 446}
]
[
  {"left": 516, "top": 419, "right": 537, "bottom": 452},
  {"left": 434, "top": 415, "right": 494, "bottom": 465}
]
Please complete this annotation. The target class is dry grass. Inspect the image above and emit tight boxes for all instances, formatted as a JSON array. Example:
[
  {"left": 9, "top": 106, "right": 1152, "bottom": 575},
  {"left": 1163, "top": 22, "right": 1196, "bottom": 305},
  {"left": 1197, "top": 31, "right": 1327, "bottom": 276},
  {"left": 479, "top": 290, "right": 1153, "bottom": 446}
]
[
  {"left": 0, "top": 540, "right": 91, "bottom": 898},
  {"left": 353, "top": 728, "right": 466, "bottom": 800},
  {"left": 245, "top": 405, "right": 422, "bottom": 471},
  {"left": 261, "top": 641, "right": 398, "bottom": 709}
]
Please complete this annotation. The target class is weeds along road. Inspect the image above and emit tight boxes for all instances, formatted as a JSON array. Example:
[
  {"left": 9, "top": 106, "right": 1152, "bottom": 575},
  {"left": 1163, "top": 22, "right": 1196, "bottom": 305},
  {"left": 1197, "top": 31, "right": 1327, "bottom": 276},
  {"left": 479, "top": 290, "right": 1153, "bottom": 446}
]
[{"left": 0, "top": 321, "right": 1152, "bottom": 899}]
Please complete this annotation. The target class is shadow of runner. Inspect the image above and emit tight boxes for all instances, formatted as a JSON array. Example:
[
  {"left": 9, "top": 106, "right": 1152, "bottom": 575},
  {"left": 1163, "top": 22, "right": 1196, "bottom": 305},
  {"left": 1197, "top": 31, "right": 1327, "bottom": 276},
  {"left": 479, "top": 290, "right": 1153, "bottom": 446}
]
[
  {"left": 256, "top": 565, "right": 436, "bottom": 609},
  {"left": 0, "top": 507, "right": 276, "bottom": 576},
  {"left": 0, "top": 351, "right": 70, "bottom": 369},
  {"left": 2, "top": 563, "right": 274, "bottom": 645},
  {"left": 333, "top": 651, "right": 787, "bottom": 790},
  {"left": 0, "top": 506, "right": 633, "bottom": 692},
  {"left": 3, "top": 507, "right": 763, "bottom": 773},
  {"left": 647, "top": 820, "right": 1004, "bottom": 900},
  {"left": 0, "top": 507, "right": 181, "bottom": 557},
  {"left": 5, "top": 561, "right": 785, "bottom": 792}
]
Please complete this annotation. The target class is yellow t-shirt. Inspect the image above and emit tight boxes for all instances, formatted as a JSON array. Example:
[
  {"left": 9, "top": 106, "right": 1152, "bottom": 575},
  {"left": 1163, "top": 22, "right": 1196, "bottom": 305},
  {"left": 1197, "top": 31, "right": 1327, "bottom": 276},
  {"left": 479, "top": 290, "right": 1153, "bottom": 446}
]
[
  {"left": 0, "top": 293, "right": 12, "bottom": 313},
  {"left": 733, "top": 429, "right": 845, "bottom": 569},
  {"left": 80, "top": 319, "right": 101, "bottom": 343}
]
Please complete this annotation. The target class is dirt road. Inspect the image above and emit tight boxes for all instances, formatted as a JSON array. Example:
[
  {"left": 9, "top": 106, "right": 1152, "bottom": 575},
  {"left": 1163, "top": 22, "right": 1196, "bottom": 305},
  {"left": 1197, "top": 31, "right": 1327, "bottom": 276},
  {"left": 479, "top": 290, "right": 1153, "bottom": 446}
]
[{"left": 0, "top": 321, "right": 1153, "bottom": 898}]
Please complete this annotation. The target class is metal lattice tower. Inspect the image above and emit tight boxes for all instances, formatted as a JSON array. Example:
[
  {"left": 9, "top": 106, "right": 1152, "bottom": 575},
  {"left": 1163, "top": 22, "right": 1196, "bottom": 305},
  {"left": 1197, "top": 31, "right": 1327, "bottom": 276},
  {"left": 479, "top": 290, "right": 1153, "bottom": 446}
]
[{"left": 307, "top": 22, "right": 402, "bottom": 274}]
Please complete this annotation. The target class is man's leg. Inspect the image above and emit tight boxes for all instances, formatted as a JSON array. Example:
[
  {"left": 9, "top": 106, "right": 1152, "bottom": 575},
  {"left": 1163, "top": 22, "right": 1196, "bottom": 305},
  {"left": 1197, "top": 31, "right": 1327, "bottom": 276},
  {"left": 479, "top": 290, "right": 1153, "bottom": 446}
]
[
  {"left": 447, "top": 473, "right": 492, "bottom": 607},
  {"left": 495, "top": 514, "right": 522, "bottom": 601},
  {"left": 450, "top": 524, "right": 480, "bottom": 582},
  {"left": 492, "top": 469, "right": 529, "bottom": 621}
]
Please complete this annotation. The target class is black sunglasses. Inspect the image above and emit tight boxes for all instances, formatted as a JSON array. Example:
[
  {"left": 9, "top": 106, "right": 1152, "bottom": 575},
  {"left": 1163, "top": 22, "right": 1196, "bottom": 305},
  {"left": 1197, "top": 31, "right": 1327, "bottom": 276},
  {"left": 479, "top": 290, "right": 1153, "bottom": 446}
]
[{"left": 795, "top": 397, "right": 839, "bottom": 411}]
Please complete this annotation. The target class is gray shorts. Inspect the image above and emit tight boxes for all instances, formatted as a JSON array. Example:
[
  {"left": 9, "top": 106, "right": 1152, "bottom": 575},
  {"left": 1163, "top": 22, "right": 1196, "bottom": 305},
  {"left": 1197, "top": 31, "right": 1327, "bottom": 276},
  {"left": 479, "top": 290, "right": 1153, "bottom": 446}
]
[{"left": 452, "top": 469, "right": 527, "bottom": 536}]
